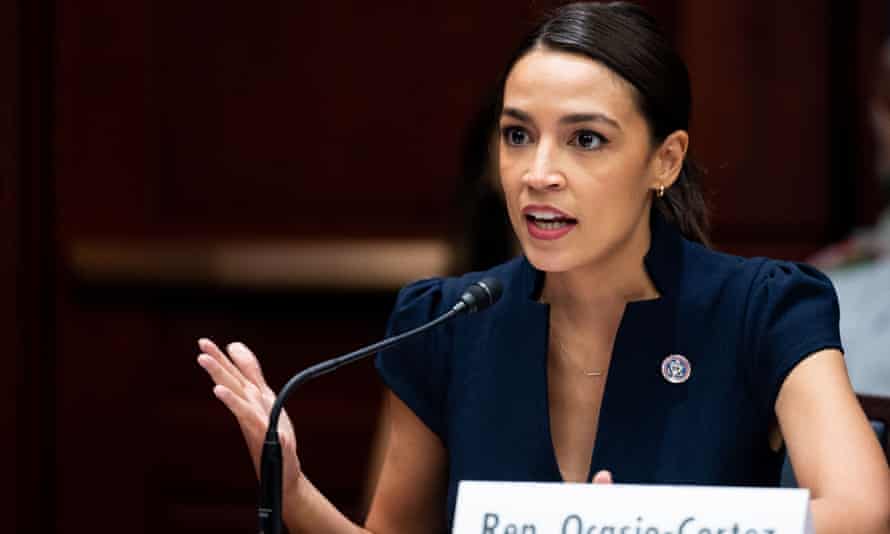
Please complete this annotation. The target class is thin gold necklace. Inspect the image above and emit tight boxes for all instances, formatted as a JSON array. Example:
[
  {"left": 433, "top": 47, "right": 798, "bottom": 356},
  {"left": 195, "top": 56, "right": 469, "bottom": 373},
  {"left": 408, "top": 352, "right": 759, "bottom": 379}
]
[{"left": 550, "top": 329, "right": 605, "bottom": 377}]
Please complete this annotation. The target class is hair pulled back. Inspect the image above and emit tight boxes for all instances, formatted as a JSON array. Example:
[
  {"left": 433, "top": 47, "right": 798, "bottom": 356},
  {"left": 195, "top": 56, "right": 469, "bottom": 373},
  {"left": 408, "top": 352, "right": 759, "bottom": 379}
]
[{"left": 501, "top": 1, "right": 710, "bottom": 245}]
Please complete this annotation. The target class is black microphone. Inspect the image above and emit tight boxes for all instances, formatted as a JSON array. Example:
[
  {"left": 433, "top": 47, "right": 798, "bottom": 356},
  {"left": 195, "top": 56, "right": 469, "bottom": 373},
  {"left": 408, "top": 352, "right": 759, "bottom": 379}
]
[
  {"left": 257, "top": 277, "right": 502, "bottom": 534},
  {"left": 452, "top": 277, "right": 502, "bottom": 314}
]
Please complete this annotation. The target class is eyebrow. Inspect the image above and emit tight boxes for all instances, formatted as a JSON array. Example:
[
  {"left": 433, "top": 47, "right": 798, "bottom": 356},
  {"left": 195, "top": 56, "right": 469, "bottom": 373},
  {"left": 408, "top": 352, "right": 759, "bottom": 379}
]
[{"left": 501, "top": 107, "right": 621, "bottom": 130}]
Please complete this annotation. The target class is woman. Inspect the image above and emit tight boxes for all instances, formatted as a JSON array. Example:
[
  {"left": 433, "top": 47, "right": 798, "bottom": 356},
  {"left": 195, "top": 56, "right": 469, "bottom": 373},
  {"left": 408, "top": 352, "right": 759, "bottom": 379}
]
[{"left": 196, "top": 3, "right": 890, "bottom": 533}]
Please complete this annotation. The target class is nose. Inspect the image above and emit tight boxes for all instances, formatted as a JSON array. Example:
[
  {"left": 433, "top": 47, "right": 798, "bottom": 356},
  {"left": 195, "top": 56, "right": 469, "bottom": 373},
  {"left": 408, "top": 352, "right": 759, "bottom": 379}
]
[{"left": 522, "top": 141, "right": 566, "bottom": 191}]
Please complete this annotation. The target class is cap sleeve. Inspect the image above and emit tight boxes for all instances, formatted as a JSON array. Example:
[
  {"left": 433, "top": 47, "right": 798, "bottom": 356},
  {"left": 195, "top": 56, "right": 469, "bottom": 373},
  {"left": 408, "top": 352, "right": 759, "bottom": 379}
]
[
  {"left": 744, "top": 260, "right": 843, "bottom": 417},
  {"left": 375, "top": 278, "right": 453, "bottom": 442}
]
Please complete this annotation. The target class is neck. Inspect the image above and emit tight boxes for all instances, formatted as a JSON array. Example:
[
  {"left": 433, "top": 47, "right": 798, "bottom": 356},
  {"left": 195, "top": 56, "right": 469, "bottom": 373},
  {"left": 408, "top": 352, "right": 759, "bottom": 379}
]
[{"left": 540, "top": 211, "right": 659, "bottom": 321}]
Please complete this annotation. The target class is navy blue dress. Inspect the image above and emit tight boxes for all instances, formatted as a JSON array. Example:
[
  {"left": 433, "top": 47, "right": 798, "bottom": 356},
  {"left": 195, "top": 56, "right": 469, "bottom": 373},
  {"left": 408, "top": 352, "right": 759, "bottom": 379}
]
[{"left": 375, "top": 212, "right": 842, "bottom": 530}]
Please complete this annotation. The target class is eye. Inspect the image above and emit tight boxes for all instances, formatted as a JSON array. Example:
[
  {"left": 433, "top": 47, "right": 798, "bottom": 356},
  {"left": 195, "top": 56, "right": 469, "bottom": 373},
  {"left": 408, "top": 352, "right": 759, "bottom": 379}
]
[
  {"left": 502, "top": 126, "right": 532, "bottom": 146},
  {"left": 569, "top": 129, "right": 607, "bottom": 150}
]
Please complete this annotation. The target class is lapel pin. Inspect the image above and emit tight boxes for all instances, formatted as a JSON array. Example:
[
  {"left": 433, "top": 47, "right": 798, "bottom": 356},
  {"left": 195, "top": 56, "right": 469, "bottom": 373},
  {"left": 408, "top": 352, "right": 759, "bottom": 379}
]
[{"left": 661, "top": 354, "right": 691, "bottom": 384}]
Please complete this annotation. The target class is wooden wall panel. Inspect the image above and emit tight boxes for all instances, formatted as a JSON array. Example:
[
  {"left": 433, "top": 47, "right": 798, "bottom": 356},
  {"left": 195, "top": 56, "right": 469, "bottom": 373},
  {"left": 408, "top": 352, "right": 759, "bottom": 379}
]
[
  {"left": 53, "top": 304, "right": 153, "bottom": 529},
  {"left": 677, "top": 0, "right": 833, "bottom": 257},
  {"left": 51, "top": 287, "right": 394, "bottom": 532},
  {"left": 1, "top": 0, "right": 20, "bottom": 528},
  {"left": 54, "top": 0, "right": 156, "bottom": 240},
  {"left": 55, "top": 2, "right": 561, "bottom": 241},
  {"left": 11, "top": 0, "right": 58, "bottom": 532}
]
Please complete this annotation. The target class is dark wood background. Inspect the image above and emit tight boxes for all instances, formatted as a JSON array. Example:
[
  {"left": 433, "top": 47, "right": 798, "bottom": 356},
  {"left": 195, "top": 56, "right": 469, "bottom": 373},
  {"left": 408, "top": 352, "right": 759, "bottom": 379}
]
[{"left": 5, "top": 1, "right": 887, "bottom": 532}]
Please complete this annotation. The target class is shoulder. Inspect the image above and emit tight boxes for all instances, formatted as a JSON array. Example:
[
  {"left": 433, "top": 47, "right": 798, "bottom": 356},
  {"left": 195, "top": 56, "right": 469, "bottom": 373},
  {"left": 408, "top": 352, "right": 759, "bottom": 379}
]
[
  {"left": 391, "top": 256, "right": 529, "bottom": 318},
  {"left": 676, "top": 238, "right": 841, "bottom": 369},
  {"left": 674, "top": 238, "right": 843, "bottom": 417},
  {"left": 377, "top": 256, "right": 531, "bottom": 438},
  {"left": 676, "top": 238, "right": 837, "bottom": 306}
]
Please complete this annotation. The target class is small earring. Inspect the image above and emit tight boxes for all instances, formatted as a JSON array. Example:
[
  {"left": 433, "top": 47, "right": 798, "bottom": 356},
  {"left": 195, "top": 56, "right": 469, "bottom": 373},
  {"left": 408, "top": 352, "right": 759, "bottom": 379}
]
[{"left": 656, "top": 184, "right": 665, "bottom": 198}]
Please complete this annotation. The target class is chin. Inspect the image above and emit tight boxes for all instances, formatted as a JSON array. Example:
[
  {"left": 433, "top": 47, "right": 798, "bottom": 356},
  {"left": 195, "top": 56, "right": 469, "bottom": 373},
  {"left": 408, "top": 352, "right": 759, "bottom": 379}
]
[{"left": 521, "top": 244, "right": 578, "bottom": 274}]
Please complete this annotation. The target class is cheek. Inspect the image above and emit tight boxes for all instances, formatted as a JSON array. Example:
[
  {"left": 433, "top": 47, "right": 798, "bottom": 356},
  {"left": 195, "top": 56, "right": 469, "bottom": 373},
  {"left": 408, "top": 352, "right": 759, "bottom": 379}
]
[
  {"left": 497, "top": 155, "right": 520, "bottom": 197},
  {"left": 497, "top": 161, "right": 526, "bottom": 229},
  {"left": 584, "top": 153, "right": 652, "bottom": 197}
]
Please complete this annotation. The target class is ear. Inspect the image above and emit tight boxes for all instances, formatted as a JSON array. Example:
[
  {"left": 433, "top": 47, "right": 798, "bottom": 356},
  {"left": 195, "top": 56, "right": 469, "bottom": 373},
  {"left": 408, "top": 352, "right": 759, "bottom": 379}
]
[{"left": 651, "top": 130, "right": 689, "bottom": 190}]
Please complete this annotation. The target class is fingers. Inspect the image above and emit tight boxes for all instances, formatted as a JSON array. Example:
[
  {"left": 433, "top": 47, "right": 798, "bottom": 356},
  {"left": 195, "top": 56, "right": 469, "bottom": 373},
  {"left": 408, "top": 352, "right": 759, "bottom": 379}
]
[
  {"left": 243, "top": 381, "right": 270, "bottom": 415},
  {"left": 197, "top": 341, "right": 271, "bottom": 414},
  {"left": 197, "top": 351, "right": 246, "bottom": 396},
  {"left": 591, "top": 470, "right": 613, "bottom": 484},
  {"left": 197, "top": 338, "right": 276, "bottom": 401},
  {"left": 198, "top": 338, "right": 293, "bottom": 440},
  {"left": 213, "top": 384, "right": 254, "bottom": 419},
  {"left": 243, "top": 380, "right": 292, "bottom": 437},
  {"left": 198, "top": 338, "right": 248, "bottom": 390},
  {"left": 227, "top": 342, "right": 272, "bottom": 394},
  {"left": 216, "top": 381, "right": 294, "bottom": 463},
  {"left": 225, "top": 343, "right": 278, "bottom": 415}
]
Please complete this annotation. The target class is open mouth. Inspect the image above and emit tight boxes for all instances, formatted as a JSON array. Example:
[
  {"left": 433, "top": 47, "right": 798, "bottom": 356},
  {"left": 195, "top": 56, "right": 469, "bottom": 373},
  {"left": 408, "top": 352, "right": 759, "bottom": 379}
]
[{"left": 524, "top": 212, "right": 578, "bottom": 230}]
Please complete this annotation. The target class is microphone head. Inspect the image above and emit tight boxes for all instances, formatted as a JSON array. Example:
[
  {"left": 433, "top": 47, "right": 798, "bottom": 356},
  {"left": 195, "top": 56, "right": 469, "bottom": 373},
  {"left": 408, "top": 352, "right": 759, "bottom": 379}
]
[{"left": 454, "top": 277, "right": 503, "bottom": 314}]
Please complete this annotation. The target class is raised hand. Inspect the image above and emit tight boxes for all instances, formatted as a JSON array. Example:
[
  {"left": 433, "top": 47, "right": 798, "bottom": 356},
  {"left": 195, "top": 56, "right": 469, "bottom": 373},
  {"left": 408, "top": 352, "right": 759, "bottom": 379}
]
[{"left": 196, "top": 338, "right": 303, "bottom": 497}]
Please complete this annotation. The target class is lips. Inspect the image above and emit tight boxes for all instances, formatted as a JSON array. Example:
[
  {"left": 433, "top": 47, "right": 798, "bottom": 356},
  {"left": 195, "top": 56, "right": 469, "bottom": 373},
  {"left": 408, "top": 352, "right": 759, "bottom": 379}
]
[{"left": 522, "top": 205, "right": 578, "bottom": 240}]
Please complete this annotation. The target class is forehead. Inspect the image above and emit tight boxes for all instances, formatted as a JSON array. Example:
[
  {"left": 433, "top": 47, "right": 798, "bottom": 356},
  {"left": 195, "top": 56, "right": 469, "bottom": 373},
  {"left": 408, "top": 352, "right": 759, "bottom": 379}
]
[{"left": 503, "top": 48, "right": 639, "bottom": 122}]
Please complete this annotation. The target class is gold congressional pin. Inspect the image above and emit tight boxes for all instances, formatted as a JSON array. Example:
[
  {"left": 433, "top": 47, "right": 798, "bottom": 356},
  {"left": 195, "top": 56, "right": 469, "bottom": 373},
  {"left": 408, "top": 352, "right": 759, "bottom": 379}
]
[{"left": 661, "top": 354, "right": 691, "bottom": 384}]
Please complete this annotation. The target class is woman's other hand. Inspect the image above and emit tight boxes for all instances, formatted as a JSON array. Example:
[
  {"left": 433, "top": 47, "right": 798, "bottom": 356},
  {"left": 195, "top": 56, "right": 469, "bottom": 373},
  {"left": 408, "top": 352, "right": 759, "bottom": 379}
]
[
  {"left": 591, "top": 470, "right": 613, "bottom": 484},
  {"left": 196, "top": 338, "right": 303, "bottom": 498}
]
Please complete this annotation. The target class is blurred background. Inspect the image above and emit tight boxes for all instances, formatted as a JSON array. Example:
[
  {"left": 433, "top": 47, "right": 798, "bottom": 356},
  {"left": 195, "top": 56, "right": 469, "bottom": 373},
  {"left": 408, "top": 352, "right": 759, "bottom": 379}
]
[{"left": 5, "top": 0, "right": 889, "bottom": 532}]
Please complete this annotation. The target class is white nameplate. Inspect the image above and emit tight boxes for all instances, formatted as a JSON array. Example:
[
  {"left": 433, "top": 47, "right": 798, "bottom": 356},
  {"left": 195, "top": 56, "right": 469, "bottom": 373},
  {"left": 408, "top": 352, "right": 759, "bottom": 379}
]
[{"left": 453, "top": 481, "right": 813, "bottom": 534}]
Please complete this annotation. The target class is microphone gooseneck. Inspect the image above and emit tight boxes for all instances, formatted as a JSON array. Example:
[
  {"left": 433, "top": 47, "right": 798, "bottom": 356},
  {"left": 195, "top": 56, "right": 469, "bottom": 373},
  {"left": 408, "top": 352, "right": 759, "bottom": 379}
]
[{"left": 257, "top": 277, "right": 502, "bottom": 534}]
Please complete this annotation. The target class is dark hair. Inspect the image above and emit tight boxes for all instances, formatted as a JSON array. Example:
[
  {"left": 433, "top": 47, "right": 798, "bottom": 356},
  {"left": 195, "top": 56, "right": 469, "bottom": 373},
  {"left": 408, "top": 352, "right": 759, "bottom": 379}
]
[{"left": 499, "top": 1, "right": 710, "bottom": 246}]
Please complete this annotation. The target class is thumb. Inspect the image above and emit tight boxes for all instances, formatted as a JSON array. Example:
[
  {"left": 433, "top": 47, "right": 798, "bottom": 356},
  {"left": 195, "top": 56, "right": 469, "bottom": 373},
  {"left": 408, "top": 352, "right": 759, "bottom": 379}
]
[{"left": 591, "top": 470, "right": 613, "bottom": 484}]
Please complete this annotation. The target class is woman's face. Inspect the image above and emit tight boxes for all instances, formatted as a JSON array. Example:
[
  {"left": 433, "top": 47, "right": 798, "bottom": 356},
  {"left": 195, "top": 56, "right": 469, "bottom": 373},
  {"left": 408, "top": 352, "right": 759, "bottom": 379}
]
[{"left": 499, "top": 48, "right": 668, "bottom": 274}]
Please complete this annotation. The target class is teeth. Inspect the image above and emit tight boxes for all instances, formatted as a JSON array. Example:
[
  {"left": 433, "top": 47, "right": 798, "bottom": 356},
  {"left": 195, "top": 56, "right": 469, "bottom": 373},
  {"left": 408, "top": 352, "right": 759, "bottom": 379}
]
[
  {"left": 527, "top": 211, "right": 562, "bottom": 221},
  {"left": 533, "top": 220, "right": 569, "bottom": 230}
]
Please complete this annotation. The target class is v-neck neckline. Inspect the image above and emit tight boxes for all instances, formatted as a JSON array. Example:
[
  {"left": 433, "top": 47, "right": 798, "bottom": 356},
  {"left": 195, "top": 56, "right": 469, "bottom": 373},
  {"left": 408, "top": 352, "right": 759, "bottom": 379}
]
[
  {"left": 517, "top": 210, "right": 685, "bottom": 483},
  {"left": 542, "top": 303, "right": 619, "bottom": 483}
]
